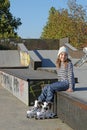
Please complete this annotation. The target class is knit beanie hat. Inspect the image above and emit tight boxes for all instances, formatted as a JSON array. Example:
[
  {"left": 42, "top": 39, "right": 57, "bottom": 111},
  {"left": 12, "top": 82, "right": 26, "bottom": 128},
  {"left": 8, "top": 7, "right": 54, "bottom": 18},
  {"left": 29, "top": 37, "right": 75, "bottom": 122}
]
[{"left": 57, "top": 46, "right": 68, "bottom": 57}]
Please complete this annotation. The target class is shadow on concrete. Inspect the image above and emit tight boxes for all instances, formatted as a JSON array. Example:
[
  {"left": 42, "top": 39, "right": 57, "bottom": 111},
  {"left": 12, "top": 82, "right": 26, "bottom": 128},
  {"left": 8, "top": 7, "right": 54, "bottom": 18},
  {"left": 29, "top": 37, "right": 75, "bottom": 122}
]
[
  {"left": 75, "top": 87, "right": 87, "bottom": 91},
  {"left": 34, "top": 50, "right": 55, "bottom": 67}
]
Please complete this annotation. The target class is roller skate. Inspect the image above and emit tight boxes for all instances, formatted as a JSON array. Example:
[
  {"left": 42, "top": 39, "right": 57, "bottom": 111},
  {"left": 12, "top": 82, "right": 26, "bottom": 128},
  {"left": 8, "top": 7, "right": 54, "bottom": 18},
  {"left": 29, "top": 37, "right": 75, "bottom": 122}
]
[
  {"left": 35, "top": 102, "right": 56, "bottom": 120},
  {"left": 26, "top": 100, "right": 42, "bottom": 118}
]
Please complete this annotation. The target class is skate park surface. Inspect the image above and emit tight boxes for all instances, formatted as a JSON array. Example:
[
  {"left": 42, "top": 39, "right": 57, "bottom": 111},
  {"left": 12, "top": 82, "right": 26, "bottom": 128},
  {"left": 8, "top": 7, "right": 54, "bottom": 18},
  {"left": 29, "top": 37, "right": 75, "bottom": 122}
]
[
  {"left": 0, "top": 84, "right": 73, "bottom": 130},
  {"left": 0, "top": 43, "right": 87, "bottom": 130}
]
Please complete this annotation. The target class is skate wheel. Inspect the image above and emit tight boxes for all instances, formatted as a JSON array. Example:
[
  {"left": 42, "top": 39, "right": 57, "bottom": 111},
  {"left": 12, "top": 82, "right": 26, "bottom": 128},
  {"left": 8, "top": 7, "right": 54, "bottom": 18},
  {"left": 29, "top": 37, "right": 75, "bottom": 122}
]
[
  {"left": 26, "top": 114, "right": 29, "bottom": 118},
  {"left": 34, "top": 116, "right": 38, "bottom": 120},
  {"left": 27, "top": 114, "right": 33, "bottom": 118},
  {"left": 35, "top": 117, "right": 38, "bottom": 120}
]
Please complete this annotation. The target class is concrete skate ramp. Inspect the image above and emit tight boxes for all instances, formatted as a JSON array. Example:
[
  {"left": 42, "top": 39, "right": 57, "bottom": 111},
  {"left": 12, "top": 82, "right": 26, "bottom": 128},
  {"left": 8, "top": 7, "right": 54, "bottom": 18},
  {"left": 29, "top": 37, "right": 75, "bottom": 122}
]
[
  {"left": 33, "top": 50, "right": 57, "bottom": 67},
  {"left": 64, "top": 43, "right": 84, "bottom": 58},
  {"left": 0, "top": 50, "right": 29, "bottom": 68}
]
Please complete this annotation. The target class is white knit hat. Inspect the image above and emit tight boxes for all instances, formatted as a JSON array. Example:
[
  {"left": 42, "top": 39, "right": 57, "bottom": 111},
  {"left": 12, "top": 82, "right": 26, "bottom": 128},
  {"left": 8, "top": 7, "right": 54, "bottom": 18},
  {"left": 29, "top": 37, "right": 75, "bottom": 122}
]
[{"left": 57, "top": 46, "right": 68, "bottom": 57}]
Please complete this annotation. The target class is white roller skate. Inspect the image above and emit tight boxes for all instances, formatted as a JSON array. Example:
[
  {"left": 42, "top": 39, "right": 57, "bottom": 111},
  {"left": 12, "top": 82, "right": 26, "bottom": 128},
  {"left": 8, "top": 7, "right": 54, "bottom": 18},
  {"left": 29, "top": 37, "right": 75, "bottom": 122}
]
[
  {"left": 35, "top": 102, "right": 56, "bottom": 119},
  {"left": 27, "top": 100, "right": 41, "bottom": 118}
]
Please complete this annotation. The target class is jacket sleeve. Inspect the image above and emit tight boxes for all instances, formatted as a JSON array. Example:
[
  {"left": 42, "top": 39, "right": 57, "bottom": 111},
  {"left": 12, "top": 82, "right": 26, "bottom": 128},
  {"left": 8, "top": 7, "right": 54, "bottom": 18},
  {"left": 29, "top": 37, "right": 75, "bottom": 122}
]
[{"left": 68, "top": 62, "right": 75, "bottom": 89}]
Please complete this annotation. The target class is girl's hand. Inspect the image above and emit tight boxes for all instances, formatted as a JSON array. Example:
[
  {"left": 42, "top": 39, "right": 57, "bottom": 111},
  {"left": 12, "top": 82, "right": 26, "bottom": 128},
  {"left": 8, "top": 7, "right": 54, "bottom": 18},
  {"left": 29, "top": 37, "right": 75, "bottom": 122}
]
[{"left": 66, "top": 88, "right": 73, "bottom": 92}]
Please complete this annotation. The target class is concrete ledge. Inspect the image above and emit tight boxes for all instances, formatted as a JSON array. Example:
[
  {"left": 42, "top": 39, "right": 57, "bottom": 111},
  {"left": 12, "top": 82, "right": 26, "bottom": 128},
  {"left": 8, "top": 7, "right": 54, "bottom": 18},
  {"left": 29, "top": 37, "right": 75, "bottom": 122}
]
[
  {"left": 0, "top": 71, "right": 29, "bottom": 105},
  {"left": 30, "top": 60, "right": 42, "bottom": 70},
  {"left": 65, "top": 43, "right": 77, "bottom": 51},
  {"left": 53, "top": 92, "right": 87, "bottom": 130},
  {"left": 29, "top": 51, "right": 42, "bottom": 70},
  {"left": 0, "top": 69, "right": 58, "bottom": 106}
]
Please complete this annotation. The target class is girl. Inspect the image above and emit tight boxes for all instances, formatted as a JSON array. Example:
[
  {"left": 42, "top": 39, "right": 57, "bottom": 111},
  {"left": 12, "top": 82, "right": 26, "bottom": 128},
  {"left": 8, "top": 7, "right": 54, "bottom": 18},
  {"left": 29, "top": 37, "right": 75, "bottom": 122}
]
[{"left": 27, "top": 46, "right": 75, "bottom": 119}]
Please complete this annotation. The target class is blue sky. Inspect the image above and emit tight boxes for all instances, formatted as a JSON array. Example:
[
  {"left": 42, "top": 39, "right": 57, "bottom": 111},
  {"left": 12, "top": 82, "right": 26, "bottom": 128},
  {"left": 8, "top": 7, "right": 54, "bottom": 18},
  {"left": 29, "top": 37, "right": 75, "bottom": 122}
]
[{"left": 10, "top": 0, "right": 87, "bottom": 39}]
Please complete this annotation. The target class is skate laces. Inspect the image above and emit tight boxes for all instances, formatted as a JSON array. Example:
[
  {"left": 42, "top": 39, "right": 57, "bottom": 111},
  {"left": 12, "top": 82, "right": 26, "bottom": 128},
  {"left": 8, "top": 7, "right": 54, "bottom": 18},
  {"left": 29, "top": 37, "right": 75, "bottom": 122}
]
[
  {"left": 34, "top": 100, "right": 38, "bottom": 107},
  {"left": 41, "top": 102, "right": 55, "bottom": 116},
  {"left": 30, "top": 100, "right": 41, "bottom": 111},
  {"left": 27, "top": 100, "right": 41, "bottom": 114},
  {"left": 42, "top": 102, "right": 48, "bottom": 110}
]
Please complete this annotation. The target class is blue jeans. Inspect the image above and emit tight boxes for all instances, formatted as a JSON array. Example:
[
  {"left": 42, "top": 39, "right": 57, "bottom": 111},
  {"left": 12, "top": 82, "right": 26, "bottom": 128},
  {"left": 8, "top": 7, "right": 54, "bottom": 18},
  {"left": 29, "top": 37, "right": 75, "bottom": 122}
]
[{"left": 38, "top": 81, "right": 69, "bottom": 103}]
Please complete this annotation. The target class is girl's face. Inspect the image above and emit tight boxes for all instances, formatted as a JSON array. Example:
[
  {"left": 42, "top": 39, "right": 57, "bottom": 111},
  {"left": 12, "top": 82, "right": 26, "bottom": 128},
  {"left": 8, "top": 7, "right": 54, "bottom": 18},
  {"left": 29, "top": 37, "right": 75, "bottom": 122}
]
[{"left": 59, "top": 52, "right": 68, "bottom": 62}]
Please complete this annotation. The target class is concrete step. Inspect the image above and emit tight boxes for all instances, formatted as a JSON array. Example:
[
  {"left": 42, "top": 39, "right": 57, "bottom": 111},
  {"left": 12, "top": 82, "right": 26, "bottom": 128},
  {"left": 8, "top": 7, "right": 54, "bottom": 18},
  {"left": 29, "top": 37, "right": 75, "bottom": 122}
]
[{"left": 53, "top": 92, "right": 87, "bottom": 130}]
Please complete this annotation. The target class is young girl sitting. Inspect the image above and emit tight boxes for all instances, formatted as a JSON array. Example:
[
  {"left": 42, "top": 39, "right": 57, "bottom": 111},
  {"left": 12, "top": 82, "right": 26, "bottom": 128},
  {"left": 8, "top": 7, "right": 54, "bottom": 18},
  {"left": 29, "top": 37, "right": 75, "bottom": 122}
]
[{"left": 27, "top": 46, "right": 75, "bottom": 119}]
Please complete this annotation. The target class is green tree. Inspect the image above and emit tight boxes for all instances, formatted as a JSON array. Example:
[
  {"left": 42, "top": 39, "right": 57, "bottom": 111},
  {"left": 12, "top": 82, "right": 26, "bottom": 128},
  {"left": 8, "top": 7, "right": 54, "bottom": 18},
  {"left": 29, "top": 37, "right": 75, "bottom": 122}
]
[
  {"left": 67, "top": 0, "right": 87, "bottom": 46},
  {"left": 41, "top": 1, "right": 87, "bottom": 47},
  {"left": 41, "top": 7, "right": 75, "bottom": 44},
  {"left": 41, "top": 7, "right": 58, "bottom": 39},
  {"left": 0, "top": 0, "right": 22, "bottom": 38}
]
